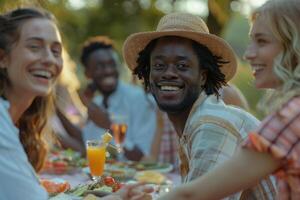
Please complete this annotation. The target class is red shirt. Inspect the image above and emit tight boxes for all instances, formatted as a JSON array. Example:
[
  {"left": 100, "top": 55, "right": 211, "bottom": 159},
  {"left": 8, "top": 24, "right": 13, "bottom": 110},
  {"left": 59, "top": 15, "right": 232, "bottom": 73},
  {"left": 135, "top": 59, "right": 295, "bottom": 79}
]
[{"left": 243, "top": 96, "right": 300, "bottom": 200}]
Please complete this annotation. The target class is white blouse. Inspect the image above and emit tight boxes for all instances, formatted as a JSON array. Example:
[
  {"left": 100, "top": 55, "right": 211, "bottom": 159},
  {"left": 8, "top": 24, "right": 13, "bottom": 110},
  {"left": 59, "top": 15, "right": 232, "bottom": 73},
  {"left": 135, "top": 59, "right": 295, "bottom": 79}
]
[{"left": 0, "top": 98, "right": 48, "bottom": 200}]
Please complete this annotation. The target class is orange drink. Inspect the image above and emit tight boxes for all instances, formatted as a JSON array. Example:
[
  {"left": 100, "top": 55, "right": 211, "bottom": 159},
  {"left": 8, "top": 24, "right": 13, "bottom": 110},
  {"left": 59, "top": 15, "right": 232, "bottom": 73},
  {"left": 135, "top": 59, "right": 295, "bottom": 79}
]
[
  {"left": 86, "top": 140, "right": 106, "bottom": 180},
  {"left": 111, "top": 123, "right": 127, "bottom": 145},
  {"left": 110, "top": 114, "right": 128, "bottom": 160}
]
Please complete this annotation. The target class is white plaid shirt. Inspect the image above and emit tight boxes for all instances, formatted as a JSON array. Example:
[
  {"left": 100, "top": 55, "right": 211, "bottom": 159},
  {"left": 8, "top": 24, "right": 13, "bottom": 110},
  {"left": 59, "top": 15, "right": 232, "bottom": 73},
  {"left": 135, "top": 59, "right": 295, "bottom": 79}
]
[{"left": 178, "top": 93, "right": 276, "bottom": 200}]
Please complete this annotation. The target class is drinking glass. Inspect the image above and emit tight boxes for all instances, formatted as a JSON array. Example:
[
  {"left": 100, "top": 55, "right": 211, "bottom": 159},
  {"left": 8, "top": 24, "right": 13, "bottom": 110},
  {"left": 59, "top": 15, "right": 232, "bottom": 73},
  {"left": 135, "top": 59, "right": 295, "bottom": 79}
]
[
  {"left": 110, "top": 114, "right": 128, "bottom": 160},
  {"left": 86, "top": 140, "right": 106, "bottom": 181}
]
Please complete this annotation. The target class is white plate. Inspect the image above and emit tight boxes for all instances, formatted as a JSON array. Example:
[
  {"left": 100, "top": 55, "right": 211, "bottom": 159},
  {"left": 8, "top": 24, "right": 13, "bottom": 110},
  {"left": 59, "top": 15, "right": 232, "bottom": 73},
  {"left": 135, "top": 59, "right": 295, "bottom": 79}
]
[
  {"left": 82, "top": 165, "right": 136, "bottom": 180},
  {"left": 82, "top": 163, "right": 173, "bottom": 175},
  {"left": 148, "top": 164, "right": 173, "bottom": 173},
  {"left": 132, "top": 162, "right": 173, "bottom": 173}
]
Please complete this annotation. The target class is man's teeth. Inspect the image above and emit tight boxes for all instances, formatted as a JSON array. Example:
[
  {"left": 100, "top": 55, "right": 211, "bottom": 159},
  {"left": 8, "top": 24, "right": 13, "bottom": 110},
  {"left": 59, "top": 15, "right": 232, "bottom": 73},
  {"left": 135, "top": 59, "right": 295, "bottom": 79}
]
[
  {"left": 160, "top": 86, "right": 180, "bottom": 91},
  {"left": 102, "top": 77, "right": 115, "bottom": 85},
  {"left": 252, "top": 65, "right": 264, "bottom": 71},
  {"left": 31, "top": 70, "right": 52, "bottom": 79}
]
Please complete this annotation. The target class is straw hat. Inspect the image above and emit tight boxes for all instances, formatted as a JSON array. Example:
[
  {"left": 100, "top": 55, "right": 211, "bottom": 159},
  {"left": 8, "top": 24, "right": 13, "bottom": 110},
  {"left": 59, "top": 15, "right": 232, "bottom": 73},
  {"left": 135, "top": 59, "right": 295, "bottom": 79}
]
[{"left": 123, "top": 12, "right": 237, "bottom": 82}]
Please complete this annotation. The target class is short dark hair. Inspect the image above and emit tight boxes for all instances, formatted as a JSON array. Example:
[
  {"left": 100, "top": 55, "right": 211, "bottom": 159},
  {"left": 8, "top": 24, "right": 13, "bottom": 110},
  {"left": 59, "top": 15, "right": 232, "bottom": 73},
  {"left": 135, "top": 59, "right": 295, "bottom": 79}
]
[
  {"left": 133, "top": 37, "right": 228, "bottom": 97},
  {"left": 80, "top": 36, "right": 115, "bottom": 67}
]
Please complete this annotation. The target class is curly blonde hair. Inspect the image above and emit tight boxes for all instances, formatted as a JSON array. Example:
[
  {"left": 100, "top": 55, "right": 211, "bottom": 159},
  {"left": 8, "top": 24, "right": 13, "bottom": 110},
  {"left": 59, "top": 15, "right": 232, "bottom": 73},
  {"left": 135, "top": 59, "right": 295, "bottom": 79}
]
[
  {"left": 0, "top": 7, "right": 57, "bottom": 172},
  {"left": 252, "top": 0, "right": 300, "bottom": 113}
]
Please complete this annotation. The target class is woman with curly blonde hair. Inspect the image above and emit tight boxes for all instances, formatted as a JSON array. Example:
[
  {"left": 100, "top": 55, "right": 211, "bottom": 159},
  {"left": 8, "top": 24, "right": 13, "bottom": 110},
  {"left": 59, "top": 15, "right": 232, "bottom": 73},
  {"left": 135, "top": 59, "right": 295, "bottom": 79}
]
[{"left": 158, "top": 0, "right": 300, "bottom": 199}]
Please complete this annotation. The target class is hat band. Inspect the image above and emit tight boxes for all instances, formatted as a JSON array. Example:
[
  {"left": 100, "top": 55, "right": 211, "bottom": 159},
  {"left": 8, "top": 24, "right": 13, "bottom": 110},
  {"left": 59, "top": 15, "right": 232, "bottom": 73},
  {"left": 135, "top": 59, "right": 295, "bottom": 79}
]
[{"left": 157, "top": 24, "right": 209, "bottom": 33}]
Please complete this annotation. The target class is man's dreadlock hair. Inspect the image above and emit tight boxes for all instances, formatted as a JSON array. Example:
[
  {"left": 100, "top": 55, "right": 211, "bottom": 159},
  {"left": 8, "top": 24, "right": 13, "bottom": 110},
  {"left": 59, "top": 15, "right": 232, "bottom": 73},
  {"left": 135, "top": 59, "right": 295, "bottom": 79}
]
[{"left": 133, "top": 36, "right": 228, "bottom": 97}]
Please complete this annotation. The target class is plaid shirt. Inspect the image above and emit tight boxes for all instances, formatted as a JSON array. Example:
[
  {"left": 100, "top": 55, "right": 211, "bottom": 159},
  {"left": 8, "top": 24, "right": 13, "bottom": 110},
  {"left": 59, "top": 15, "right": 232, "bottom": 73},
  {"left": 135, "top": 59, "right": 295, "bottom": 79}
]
[
  {"left": 243, "top": 96, "right": 300, "bottom": 200},
  {"left": 158, "top": 112, "right": 179, "bottom": 172},
  {"left": 179, "top": 93, "right": 276, "bottom": 200}
]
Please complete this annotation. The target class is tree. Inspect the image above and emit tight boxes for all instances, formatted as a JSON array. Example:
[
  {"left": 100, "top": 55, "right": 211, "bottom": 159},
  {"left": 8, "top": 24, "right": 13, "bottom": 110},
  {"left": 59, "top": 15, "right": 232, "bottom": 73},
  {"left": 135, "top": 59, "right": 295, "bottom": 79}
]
[{"left": 207, "top": 0, "right": 235, "bottom": 35}]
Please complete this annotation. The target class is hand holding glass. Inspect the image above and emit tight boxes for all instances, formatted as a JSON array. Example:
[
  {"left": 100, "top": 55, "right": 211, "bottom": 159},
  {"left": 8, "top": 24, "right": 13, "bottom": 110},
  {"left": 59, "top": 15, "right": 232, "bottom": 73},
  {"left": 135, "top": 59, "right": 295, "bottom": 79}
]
[{"left": 110, "top": 115, "right": 127, "bottom": 153}]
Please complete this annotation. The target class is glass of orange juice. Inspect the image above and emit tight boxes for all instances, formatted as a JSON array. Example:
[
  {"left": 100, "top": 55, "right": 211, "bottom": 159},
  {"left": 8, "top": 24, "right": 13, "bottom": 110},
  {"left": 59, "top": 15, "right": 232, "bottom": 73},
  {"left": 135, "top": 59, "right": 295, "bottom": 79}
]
[
  {"left": 110, "top": 114, "right": 128, "bottom": 152},
  {"left": 110, "top": 114, "right": 128, "bottom": 161},
  {"left": 86, "top": 140, "right": 106, "bottom": 181}
]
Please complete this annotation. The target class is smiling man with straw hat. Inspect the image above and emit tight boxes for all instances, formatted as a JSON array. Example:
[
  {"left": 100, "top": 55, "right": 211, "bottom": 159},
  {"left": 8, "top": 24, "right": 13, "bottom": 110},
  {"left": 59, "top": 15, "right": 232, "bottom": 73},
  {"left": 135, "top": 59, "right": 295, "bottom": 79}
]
[{"left": 123, "top": 12, "right": 276, "bottom": 199}]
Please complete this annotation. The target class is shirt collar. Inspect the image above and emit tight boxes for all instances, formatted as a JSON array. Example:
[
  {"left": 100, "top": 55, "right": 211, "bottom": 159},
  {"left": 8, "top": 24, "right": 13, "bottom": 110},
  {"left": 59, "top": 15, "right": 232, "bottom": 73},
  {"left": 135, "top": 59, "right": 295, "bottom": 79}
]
[
  {"left": 0, "top": 96, "right": 10, "bottom": 110},
  {"left": 182, "top": 92, "right": 208, "bottom": 137}
]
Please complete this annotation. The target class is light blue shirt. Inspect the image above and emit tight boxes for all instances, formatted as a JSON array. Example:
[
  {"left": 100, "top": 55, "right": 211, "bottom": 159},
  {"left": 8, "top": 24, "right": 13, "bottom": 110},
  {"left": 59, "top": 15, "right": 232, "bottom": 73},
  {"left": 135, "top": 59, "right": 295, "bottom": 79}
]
[
  {"left": 0, "top": 98, "right": 48, "bottom": 200},
  {"left": 82, "top": 81, "right": 157, "bottom": 155}
]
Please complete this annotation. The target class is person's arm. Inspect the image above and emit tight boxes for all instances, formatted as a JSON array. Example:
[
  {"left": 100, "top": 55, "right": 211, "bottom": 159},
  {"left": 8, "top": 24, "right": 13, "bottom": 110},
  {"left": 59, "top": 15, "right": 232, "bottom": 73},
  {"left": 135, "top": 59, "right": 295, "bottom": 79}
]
[
  {"left": 90, "top": 183, "right": 154, "bottom": 200},
  {"left": 56, "top": 108, "right": 84, "bottom": 143},
  {"left": 159, "top": 147, "right": 281, "bottom": 200},
  {"left": 55, "top": 133, "right": 85, "bottom": 155},
  {"left": 86, "top": 102, "right": 111, "bottom": 129},
  {"left": 79, "top": 84, "right": 111, "bottom": 129},
  {"left": 114, "top": 182, "right": 154, "bottom": 200},
  {"left": 0, "top": 135, "right": 48, "bottom": 200}
]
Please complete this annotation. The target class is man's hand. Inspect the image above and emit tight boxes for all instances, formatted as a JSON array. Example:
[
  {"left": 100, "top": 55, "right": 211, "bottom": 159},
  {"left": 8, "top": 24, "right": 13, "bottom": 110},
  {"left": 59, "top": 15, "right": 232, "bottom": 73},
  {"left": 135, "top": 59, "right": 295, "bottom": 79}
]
[
  {"left": 124, "top": 146, "right": 144, "bottom": 161},
  {"left": 115, "top": 182, "right": 154, "bottom": 200},
  {"left": 87, "top": 102, "right": 111, "bottom": 129},
  {"left": 78, "top": 83, "right": 111, "bottom": 129}
]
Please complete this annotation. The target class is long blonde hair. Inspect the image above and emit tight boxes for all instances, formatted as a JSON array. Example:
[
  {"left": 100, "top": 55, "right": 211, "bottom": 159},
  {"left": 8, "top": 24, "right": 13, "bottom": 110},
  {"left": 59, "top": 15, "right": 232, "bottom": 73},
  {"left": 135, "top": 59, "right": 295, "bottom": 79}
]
[
  {"left": 0, "top": 7, "right": 57, "bottom": 172},
  {"left": 253, "top": 0, "right": 300, "bottom": 113}
]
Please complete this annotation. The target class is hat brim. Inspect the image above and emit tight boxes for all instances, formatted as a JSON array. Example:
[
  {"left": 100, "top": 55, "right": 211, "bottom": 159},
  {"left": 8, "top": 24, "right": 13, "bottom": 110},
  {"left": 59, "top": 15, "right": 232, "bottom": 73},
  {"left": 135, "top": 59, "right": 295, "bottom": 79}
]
[{"left": 123, "top": 30, "right": 237, "bottom": 82}]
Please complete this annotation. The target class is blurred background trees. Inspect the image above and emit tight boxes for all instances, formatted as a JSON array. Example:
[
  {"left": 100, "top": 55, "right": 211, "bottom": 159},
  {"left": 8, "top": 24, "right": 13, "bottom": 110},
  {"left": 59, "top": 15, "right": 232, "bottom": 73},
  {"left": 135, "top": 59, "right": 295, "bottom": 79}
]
[{"left": 0, "top": 0, "right": 267, "bottom": 117}]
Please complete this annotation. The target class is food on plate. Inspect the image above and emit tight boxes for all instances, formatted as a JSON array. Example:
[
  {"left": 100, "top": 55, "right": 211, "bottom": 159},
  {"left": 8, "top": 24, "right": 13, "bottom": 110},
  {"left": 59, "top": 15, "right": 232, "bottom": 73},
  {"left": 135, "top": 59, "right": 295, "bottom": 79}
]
[
  {"left": 44, "top": 160, "right": 69, "bottom": 174},
  {"left": 105, "top": 166, "right": 136, "bottom": 181},
  {"left": 102, "top": 131, "right": 113, "bottom": 144},
  {"left": 83, "top": 164, "right": 137, "bottom": 181},
  {"left": 133, "top": 162, "right": 172, "bottom": 171},
  {"left": 41, "top": 178, "right": 70, "bottom": 195},
  {"left": 140, "top": 194, "right": 152, "bottom": 200},
  {"left": 83, "top": 194, "right": 98, "bottom": 200},
  {"left": 134, "top": 171, "right": 166, "bottom": 184},
  {"left": 103, "top": 176, "right": 115, "bottom": 186},
  {"left": 41, "top": 149, "right": 87, "bottom": 174},
  {"left": 112, "top": 182, "right": 124, "bottom": 192},
  {"left": 106, "top": 160, "right": 173, "bottom": 173},
  {"left": 66, "top": 176, "right": 123, "bottom": 197}
]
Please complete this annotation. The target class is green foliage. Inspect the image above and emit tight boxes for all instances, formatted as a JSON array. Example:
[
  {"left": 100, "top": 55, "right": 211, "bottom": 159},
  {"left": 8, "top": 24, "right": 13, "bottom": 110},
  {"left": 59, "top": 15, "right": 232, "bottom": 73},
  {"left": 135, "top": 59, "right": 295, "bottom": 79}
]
[
  {"left": 46, "top": 0, "right": 164, "bottom": 60},
  {"left": 0, "top": 0, "right": 164, "bottom": 60},
  {"left": 223, "top": 12, "right": 250, "bottom": 58},
  {"left": 0, "top": 0, "right": 265, "bottom": 117}
]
